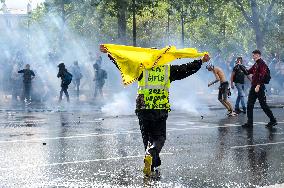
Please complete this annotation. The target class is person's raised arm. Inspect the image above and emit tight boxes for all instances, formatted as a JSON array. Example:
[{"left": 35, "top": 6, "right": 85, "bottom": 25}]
[
  {"left": 239, "top": 64, "right": 250, "bottom": 75},
  {"left": 170, "top": 54, "right": 210, "bottom": 82}
]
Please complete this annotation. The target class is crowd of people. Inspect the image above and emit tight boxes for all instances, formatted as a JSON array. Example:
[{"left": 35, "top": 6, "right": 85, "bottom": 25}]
[
  {"left": 0, "top": 50, "right": 108, "bottom": 105},
  {"left": 100, "top": 45, "right": 279, "bottom": 178},
  {"left": 213, "top": 52, "right": 284, "bottom": 94}
]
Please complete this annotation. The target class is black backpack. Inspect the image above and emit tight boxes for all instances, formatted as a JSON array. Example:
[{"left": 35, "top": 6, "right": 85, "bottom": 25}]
[
  {"left": 63, "top": 71, "right": 73, "bottom": 85},
  {"left": 263, "top": 66, "right": 271, "bottom": 84}
]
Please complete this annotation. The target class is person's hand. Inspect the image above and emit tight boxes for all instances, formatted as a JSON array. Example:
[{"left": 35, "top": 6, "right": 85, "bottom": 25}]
[
  {"left": 255, "top": 85, "right": 260, "bottom": 93},
  {"left": 202, "top": 54, "right": 210, "bottom": 63},
  {"left": 100, "top": 44, "right": 107, "bottom": 53}
]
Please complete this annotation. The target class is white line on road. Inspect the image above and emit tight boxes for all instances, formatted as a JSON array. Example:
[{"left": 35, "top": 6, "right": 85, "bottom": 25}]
[
  {"left": 0, "top": 131, "right": 141, "bottom": 144},
  {"left": 0, "top": 122, "right": 283, "bottom": 144},
  {"left": 0, "top": 152, "right": 173, "bottom": 171},
  {"left": 231, "top": 141, "right": 284, "bottom": 149}
]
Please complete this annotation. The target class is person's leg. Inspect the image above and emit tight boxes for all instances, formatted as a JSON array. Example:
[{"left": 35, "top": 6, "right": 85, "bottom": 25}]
[
  {"left": 22, "top": 84, "right": 27, "bottom": 101},
  {"left": 138, "top": 116, "right": 150, "bottom": 150},
  {"left": 224, "top": 100, "right": 233, "bottom": 112},
  {"left": 94, "top": 84, "right": 98, "bottom": 98},
  {"left": 247, "top": 87, "right": 257, "bottom": 125},
  {"left": 148, "top": 112, "right": 168, "bottom": 169},
  {"left": 76, "top": 79, "right": 80, "bottom": 98},
  {"left": 240, "top": 85, "right": 246, "bottom": 112},
  {"left": 258, "top": 86, "right": 276, "bottom": 123},
  {"left": 235, "top": 96, "right": 241, "bottom": 111},
  {"left": 59, "top": 88, "right": 63, "bottom": 102},
  {"left": 218, "top": 87, "right": 230, "bottom": 110},
  {"left": 138, "top": 114, "right": 153, "bottom": 176},
  {"left": 235, "top": 83, "right": 242, "bottom": 111},
  {"left": 219, "top": 84, "right": 233, "bottom": 112},
  {"left": 64, "top": 87, "right": 70, "bottom": 102},
  {"left": 26, "top": 83, "right": 31, "bottom": 101},
  {"left": 99, "top": 86, "right": 103, "bottom": 97}
]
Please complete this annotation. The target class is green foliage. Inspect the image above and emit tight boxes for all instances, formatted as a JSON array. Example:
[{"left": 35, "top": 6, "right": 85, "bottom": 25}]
[{"left": 30, "top": 0, "right": 283, "bottom": 57}]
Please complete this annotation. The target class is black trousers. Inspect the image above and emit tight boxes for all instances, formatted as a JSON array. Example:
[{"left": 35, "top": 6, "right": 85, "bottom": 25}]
[
  {"left": 22, "top": 83, "right": 32, "bottom": 101},
  {"left": 137, "top": 110, "right": 168, "bottom": 168},
  {"left": 74, "top": 79, "right": 80, "bottom": 98},
  {"left": 59, "top": 84, "right": 69, "bottom": 102},
  {"left": 247, "top": 85, "right": 276, "bottom": 124}
]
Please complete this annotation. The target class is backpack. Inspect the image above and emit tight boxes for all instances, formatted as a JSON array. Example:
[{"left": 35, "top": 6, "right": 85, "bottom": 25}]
[
  {"left": 63, "top": 71, "right": 73, "bottom": 85},
  {"left": 263, "top": 66, "right": 271, "bottom": 84}
]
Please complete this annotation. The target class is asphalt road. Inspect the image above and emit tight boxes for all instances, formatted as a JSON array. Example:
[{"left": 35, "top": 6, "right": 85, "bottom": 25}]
[{"left": 0, "top": 107, "right": 283, "bottom": 187}]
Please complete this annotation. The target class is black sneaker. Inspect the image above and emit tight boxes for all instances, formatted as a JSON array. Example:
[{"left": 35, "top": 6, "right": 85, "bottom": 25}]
[
  {"left": 242, "top": 123, "right": 253, "bottom": 128},
  {"left": 265, "top": 121, "right": 277, "bottom": 128},
  {"left": 235, "top": 109, "right": 241, "bottom": 114}
]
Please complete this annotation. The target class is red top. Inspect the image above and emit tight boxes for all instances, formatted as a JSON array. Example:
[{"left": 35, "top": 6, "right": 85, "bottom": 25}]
[{"left": 248, "top": 59, "right": 268, "bottom": 86}]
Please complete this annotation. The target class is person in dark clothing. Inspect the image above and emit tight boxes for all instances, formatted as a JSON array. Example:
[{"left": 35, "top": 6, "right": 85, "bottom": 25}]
[
  {"left": 93, "top": 63, "right": 107, "bottom": 99},
  {"left": 240, "top": 50, "right": 277, "bottom": 128},
  {"left": 230, "top": 57, "right": 250, "bottom": 114},
  {"left": 101, "top": 44, "right": 210, "bottom": 176},
  {"left": 136, "top": 57, "right": 209, "bottom": 175},
  {"left": 71, "top": 61, "right": 83, "bottom": 99},
  {"left": 18, "top": 64, "right": 35, "bottom": 102},
  {"left": 57, "top": 62, "right": 72, "bottom": 102}
]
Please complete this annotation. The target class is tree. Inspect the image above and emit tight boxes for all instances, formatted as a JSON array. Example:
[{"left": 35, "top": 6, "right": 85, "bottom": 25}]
[{"left": 234, "top": 0, "right": 277, "bottom": 51}]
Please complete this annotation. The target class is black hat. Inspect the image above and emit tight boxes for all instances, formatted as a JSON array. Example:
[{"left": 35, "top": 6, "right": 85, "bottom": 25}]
[{"left": 58, "top": 62, "right": 65, "bottom": 68}]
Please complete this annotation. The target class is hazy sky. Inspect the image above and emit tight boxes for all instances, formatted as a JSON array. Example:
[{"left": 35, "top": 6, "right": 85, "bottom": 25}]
[{"left": 4, "top": 0, "right": 45, "bottom": 10}]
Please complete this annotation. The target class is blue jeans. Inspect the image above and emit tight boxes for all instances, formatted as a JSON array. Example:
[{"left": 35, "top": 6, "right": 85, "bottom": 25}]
[{"left": 235, "top": 83, "right": 246, "bottom": 111}]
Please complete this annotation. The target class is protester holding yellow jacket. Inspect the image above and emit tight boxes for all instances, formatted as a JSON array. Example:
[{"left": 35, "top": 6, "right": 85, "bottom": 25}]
[{"left": 100, "top": 44, "right": 210, "bottom": 177}]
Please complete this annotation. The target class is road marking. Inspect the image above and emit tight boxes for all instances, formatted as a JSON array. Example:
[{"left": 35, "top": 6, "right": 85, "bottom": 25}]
[
  {"left": 231, "top": 141, "right": 284, "bottom": 149},
  {"left": 0, "top": 152, "right": 173, "bottom": 171},
  {"left": 0, "top": 122, "right": 283, "bottom": 144},
  {"left": 0, "top": 124, "right": 239, "bottom": 144},
  {"left": 0, "top": 131, "right": 141, "bottom": 144}
]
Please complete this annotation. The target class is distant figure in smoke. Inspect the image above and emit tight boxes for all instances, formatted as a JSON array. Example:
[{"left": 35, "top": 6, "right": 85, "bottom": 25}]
[
  {"left": 57, "top": 62, "right": 72, "bottom": 103},
  {"left": 18, "top": 64, "right": 35, "bottom": 103},
  {"left": 88, "top": 52, "right": 96, "bottom": 63},
  {"left": 240, "top": 50, "right": 277, "bottom": 128},
  {"left": 93, "top": 63, "right": 107, "bottom": 99},
  {"left": 71, "top": 61, "right": 83, "bottom": 99},
  {"left": 11, "top": 63, "right": 22, "bottom": 102},
  {"left": 207, "top": 64, "right": 237, "bottom": 116},
  {"left": 95, "top": 53, "right": 102, "bottom": 67},
  {"left": 230, "top": 57, "right": 250, "bottom": 114}
]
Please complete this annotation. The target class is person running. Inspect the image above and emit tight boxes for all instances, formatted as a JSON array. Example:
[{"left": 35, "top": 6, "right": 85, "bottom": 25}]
[
  {"left": 240, "top": 50, "right": 277, "bottom": 128},
  {"left": 57, "top": 62, "right": 72, "bottom": 103},
  {"left": 230, "top": 57, "right": 249, "bottom": 114},
  {"left": 100, "top": 44, "right": 210, "bottom": 177},
  {"left": 207, "top": 64, "right": 236, "bottom": 116},
  {"left": 18, "top": 64, "right": 35, "bottom": 103},
  {"left": 93, "top": 63, "right": 107, "bottom": 99},
  {"left": 71, "top": 61, "right": 83, "bottom": 99}
]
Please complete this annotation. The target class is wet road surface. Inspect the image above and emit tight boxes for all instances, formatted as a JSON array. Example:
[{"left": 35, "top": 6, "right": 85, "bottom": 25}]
[{"left": 0, "top": 107, "right": 283, "bottom": 187}]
